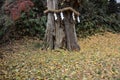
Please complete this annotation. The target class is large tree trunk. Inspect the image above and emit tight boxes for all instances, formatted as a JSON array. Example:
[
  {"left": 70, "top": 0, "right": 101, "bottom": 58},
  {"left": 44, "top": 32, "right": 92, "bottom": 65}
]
[
  {"left": 64, "top": 12, "right": 80, "bottom": 51},
  {"left": 44, "top": 0, "right": 80, "bottom": 51},
  {"left": 44, "top": 0, "right": 55, "bottom": 49}
]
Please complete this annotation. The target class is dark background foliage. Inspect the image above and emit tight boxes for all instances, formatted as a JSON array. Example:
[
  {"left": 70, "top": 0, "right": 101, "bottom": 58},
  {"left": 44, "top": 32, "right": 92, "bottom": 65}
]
[
  {"left": 77, "top": 0, "right": 120, "bottom": 37},
  {"left": 0, "top": 0, "right": 120, "bottom": 43}
]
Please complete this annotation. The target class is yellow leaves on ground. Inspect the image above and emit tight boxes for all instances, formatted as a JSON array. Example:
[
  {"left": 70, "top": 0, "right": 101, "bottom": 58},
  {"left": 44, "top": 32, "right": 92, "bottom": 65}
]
[{"left": 0, "top": 32, "right": 120, "bottom": 80}]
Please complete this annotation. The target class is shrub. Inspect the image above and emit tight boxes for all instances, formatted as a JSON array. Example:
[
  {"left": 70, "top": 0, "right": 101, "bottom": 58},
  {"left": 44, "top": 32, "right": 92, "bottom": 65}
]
[
  {"left": 76, "top": 0, "right": 120, "bottom": 37},
  {"left": 15, "top": 9, "right": 46, "bottom": 39}
]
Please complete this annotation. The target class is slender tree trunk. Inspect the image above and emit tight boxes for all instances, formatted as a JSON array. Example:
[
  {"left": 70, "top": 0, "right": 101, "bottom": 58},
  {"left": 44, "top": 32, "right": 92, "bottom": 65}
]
[{"left": 44, "top": 0, "right": 80, "bottom": 51}]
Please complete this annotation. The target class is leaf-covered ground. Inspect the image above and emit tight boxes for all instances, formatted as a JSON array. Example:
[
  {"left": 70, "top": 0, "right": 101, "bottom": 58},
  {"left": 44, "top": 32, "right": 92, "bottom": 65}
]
[{"left": 0, "top": 32, "right": 120, "bottom": 80}]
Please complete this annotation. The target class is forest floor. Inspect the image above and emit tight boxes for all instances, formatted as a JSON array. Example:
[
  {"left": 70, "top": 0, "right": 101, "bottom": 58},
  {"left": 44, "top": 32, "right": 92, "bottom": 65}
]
[{"left": 0, "top": 32, "right": 120, "bottom": 80}]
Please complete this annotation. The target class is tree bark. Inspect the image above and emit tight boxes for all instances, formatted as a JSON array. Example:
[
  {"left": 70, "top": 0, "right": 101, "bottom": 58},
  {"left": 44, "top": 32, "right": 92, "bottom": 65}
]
[
  {"left": 64, "top": 12, "right": 80, "bottom": 51},
  {"left": 44, "top": 0, "right": 55, "bottom": 49},
  {"left": 44, "top": 0, "right": 80, "bottom": 51}
]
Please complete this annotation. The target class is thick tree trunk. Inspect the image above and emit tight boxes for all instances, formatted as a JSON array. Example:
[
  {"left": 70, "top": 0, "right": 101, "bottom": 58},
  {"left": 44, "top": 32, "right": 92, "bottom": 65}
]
[
  {"left": 44, "top": 0, "right": 55, "bottom": 49},
  {"left": 64, "top": 12, "right": 80, "bottom": 51},
  {"left": 44, "top": 0, "right": 80, "bottom": 51}
]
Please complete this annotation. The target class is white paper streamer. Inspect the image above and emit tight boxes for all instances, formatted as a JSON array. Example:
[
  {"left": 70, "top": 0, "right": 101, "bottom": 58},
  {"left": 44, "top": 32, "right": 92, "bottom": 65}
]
[
  {"left": 60, "top": 12, "right": 64, "bottom": 20},
  {"left": 72, "top": 12, "right": 75, "bottom": 21},
  {"left": 54, "top": 13, "right": 57, "bottom": 20},
  {"left": 77, "top": 16, "right": 80, "bottom": 23}
]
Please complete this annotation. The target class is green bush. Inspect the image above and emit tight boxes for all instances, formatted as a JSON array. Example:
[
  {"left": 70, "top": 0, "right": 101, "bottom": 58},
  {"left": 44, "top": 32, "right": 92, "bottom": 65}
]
[
  {"left": 0, "top": 0, "right": 46, "bottom": 43},
  {"left": 15, "top": 9, "right": 46, "bottom": 39},
  {"left": 76, "top": 0, "right": 120, "bottom": 37},
  {"left": 0, "top": 14, "right": 14, "bottom": 42}
]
